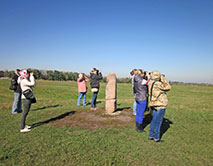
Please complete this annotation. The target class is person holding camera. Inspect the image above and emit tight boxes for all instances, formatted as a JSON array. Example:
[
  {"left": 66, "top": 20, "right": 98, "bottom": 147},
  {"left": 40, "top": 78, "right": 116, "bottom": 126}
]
[
  {"left": 10, "top": 69, "right": 22, "bottom": 114},
  {"left": 134, "top": 70, "right": 149, "bottom": 132},
  {"left": 90, "top": 68, "right": 103, "bottom": 110},
  {"left": 148, "top": 71, "right": 171, "bottom": 142},
  {"left": 77, "top": 73, "right": 89, "bottom": 106},
  {"left": 18, "top": 70, "right": 36, "bottom": 132}
]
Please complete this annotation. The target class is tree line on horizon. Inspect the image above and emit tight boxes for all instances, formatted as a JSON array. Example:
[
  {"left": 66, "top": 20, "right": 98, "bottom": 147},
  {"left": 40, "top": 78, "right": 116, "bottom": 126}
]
[
  {"left": 0, "top": 69, "right": 132, "bottom": 83},
  {"left": 0, "top": 69, "right": 211, "bottom": 85}
]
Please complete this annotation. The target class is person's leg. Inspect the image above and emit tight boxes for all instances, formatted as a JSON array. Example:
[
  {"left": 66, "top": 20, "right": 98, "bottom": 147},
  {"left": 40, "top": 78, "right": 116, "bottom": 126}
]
[
  {"left": 135, "top": 100, "right": 147, "bottom": 124},
  {"left": 77, "top": 93, "right": 83, "bottom": 106},
  {"left": 154, "top": 108, "right": 166, "bottom": 141},
  {"left": 133, "top": 100, "right": 137, "bottom": 115},
  {"left": 21, "top": 99, "right": 31, "bottom": 130},
  {"left": 17, "top": 93, "right": 22, "bottom": 113},
  {"left": 83, "top": 93, "right": 86, "bottom": 106},
  {"left": 12, "top": 92, "right": 19, "bottom": 114},
  {"left": 93, "top": 92, "right": 98, "bottom": 108},
  {"left": 149, "top": 108, "right": 157, "bottom": 139},
  {"left": 135, "top": 100, "right": 147, "bottom": 132},
  {"left": 91, "top": 93, "right": 96, "bottom": 108}
]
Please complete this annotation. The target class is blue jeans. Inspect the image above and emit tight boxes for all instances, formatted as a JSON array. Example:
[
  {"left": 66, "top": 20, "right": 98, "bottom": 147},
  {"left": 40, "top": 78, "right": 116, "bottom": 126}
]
[
  {"left": 135, "top": 100, "right": 147, "bottom": 124},
  {"left": 133, "top": 100, "right": 137, "bottom": 115},
  {"left": 12, "top": 92, "right": 22, "bottom": 114},
  {"left": 149, "top": 108, "right": 166, "bottom": 141},
  {"left": 91, "top": 92, "right": 98, "bottom": 108},
  {"left": 77, "top": 92, "right": 87, "bottom": 106}
]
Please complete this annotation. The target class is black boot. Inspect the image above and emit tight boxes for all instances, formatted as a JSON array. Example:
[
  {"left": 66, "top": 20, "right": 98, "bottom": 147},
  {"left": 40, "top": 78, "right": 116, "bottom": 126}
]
[{"left": 136, "top": 122, "right": 146, "bottom": 133}]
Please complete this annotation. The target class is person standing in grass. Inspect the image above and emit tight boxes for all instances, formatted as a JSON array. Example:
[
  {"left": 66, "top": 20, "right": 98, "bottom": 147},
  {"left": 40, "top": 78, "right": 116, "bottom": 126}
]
[
  {"left": 130, "top": 69, "right": 138, "bottom": 116},
  {"left": 148, "top": 71, "right": 171, "bottom": 142},
  {"left": 90, "top": 68, "right": 103, "bottom": 110},
  {"left": 10, "top": 69, "right": 22, "bottom": 114},
  {"left": 18, "top": 70, "right": 36, "bottom": 132},
  {"left": 134, "top": 70, "right": 149, "bottom": 132},
  {"left": 77, "top": 73, "right": 89, "bottom": 106}
]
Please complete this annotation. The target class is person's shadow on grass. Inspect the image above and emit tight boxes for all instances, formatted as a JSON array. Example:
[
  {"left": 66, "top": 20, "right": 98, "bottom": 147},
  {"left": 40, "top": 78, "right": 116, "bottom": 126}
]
[
  {"left": 141, "top": 113, "right": 173, "bottom": 138},
  {"left": 160, "top": 118, "right": 173, "bottom": 139},
  {"left": 32, "top": 104, "right": 61, "bottom": 111},
  {"left": 31, "top": 111, "right": 75, "bottom": 128}
]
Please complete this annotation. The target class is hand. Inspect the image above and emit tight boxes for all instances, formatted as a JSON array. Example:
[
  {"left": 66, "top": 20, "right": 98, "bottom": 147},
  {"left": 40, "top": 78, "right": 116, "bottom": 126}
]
[{"left": 99, "top": 70, "right": 101, "bottom": 73}]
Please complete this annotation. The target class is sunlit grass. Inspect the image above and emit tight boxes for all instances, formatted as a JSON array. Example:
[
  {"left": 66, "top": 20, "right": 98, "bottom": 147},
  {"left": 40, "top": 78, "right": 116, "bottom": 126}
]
[{"left": 0, "top": 80, "right": 213, "bottom": 165}]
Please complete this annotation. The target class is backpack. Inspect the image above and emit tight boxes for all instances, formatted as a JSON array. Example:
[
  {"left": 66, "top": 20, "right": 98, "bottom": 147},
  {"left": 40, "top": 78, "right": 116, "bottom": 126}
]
[{"left": 9, "top": 79, "right": 17, "bottom": 90}]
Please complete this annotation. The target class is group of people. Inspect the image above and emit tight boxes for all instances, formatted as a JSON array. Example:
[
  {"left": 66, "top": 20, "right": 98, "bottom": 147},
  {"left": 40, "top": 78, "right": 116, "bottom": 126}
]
[
  {"left": 10, "top": 68, "right": 171, "bottom": 142},
  {"left": 10, "top": 68, "right": 103, "bottom": 133},
  {"left": 130, "top": 69, "right": 171, "bottom": 142},
  {"left": 77, "top": 68, "right": 103, "bottom": 110},
  {"left": 10, "top": 69, "right": 36, "bottom": 132}
]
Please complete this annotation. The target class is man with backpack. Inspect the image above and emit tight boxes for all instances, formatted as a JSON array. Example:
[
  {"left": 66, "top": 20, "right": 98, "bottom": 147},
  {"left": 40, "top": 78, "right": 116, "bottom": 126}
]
[{"left": 10, "top": 69, "right": 22, "bottom": 114}]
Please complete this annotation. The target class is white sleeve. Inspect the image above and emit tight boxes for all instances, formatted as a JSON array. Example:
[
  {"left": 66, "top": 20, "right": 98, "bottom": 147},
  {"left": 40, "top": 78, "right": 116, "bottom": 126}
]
[{"left": 141, "top": 79, "right": 149, "bottom": 85}]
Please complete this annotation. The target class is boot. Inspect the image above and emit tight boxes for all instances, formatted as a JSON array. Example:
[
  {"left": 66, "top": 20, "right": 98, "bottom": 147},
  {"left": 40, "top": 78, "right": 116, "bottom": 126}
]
[{"left": 136, "top": 122, "right": 146, "bottom": 133}]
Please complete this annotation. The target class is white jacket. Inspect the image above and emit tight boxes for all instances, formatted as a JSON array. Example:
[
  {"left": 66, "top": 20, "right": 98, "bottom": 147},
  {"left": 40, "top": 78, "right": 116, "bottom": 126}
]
[{"left": 18, "top": 76, "right": 36, "bottom": 99}]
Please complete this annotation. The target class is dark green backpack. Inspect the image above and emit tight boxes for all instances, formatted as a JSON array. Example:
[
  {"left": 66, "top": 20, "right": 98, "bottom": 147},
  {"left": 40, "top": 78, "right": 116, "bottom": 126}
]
[{"left": 9, "top": 79, "right": 17, "bottom": 90}]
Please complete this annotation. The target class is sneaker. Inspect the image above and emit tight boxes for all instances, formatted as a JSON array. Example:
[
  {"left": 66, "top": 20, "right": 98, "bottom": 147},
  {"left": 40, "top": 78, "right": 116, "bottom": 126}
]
[
  {"left": 154, "top": 139, "right": 164, "bottom": 143},
  {"left": 148, "top": 137, "right": 154, "bottom": 140},
  {"left": 25, "top": 125, "right": 31, "bottom": 129},
  {"left": 136, "top": 129, "right": 146, "bottom": 133},
  {"left": 20, "top": 127, "right": 31, "bottom": 133}
]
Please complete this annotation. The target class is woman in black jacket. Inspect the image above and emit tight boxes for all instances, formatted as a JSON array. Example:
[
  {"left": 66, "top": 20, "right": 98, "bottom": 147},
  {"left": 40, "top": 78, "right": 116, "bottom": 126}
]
[{"left": 90, "top": 68, "right": 103, "bottom": 110}]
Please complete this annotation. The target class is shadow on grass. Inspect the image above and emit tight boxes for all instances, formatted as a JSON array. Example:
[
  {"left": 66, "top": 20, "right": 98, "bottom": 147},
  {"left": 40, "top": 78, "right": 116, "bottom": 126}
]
[
  {"left": 31, "top": 111, "right": 76, "bottom": 128},
  {"left": 115, "top": 107, "right": 131, "bottom": 112},
  {"left": 160, "top": 118, "right": 173, "bottom": 138},
  {"left": 86, "top": 101, "right": 102, "bottom": 105},
  {"left": 32, "top": 104, "right": 61, "bottom": 111},
  {"left": 141, "top": 114, "right": 173, "bottom": 138}
]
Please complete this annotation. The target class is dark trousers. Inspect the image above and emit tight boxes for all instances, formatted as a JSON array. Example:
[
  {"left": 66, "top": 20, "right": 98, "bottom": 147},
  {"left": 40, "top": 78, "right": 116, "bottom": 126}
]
[{"left": 21, "top": 99, "right": 32, "bottom": 129}]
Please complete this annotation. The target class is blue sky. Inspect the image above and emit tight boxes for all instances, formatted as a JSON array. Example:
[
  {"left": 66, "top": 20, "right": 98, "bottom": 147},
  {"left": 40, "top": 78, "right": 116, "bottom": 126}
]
[{"left": 0, "top": 0, "right": 213, "bottom": 83}]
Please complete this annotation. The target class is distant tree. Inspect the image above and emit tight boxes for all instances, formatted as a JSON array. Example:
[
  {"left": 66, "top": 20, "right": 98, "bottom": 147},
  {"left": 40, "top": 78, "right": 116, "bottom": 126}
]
[{"left": 0, "top": 71, "right": 5, "bottom": 77}]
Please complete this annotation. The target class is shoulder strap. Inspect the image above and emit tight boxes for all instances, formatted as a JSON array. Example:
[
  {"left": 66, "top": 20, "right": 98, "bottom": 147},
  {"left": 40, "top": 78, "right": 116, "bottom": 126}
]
[{"left": 150, "top": 81, "right": 158, "bottom": 101}]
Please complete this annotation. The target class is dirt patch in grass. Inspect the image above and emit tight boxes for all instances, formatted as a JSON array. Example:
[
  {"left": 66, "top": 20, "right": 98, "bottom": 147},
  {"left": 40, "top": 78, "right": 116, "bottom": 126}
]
[{"left": 52, "top": 108, "right": 137, "bottom": 130}]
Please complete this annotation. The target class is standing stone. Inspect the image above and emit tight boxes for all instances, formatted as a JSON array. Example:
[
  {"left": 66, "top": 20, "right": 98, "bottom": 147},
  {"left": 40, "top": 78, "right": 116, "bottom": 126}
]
[{"left": 105, "top": 73, "right": 117, "bottom": 114}]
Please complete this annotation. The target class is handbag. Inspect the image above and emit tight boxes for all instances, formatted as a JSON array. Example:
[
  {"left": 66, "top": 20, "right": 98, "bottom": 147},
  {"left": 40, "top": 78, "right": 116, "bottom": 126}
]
[
  {"left": 23, "top": 89, "right": 36, "bottom": 103},
  {"left": 91, "top": 88, "right": 98, "bottom": 93}
]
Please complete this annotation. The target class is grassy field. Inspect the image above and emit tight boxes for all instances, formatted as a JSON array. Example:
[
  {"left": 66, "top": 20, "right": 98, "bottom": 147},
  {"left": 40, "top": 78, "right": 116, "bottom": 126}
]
[{"left": 0, "top": 79, "right": 213, "bottom": 166}]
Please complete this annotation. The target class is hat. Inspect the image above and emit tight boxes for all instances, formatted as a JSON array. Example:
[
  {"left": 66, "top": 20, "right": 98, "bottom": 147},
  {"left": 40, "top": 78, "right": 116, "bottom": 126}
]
[
  {"left": 20, "top": 70, "right": 28, "bottom": 79},
  {"left": 79, "top": 73, "right": 83, "bottom": 78}
]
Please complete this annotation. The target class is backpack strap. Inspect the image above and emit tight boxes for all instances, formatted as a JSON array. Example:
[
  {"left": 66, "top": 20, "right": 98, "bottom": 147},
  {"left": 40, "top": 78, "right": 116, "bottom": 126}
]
[{"left": 150, "top": 80, "right": 158, "bottom": 101}]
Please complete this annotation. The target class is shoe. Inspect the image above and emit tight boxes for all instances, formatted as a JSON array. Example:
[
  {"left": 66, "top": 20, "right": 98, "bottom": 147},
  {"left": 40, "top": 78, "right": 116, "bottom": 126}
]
[
  {"left": 136, "top": 129, "right": 146, "bottom": 133},
  {"left": 136, "top": 122, "right": 145, "bottom": 132},
  {"left": 154, "top": 139, "right": 164, "bottom": 143},
  {"left": 94, "top": 107, "right": 98, "bottom": 111},
  {"left": 148, "top": 137, "right": 154, "bottom": 140},
  {"left": 12, "top": 112, "right": 17, "bottom": 114},
  {"left": 25, "top": 125, "right": 31, "bottom": 129},
  {"left": 20, "top": 127, "right": 31, "bottom": 132},
  {"left": 90, "top": 108, "right": 95, "bottom": 111}
]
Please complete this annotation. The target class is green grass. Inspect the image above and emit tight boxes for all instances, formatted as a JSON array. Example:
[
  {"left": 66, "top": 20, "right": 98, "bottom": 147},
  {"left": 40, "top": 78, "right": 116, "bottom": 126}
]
[{"left": 0, "top": 80, "right": 213, "bottom": 165}]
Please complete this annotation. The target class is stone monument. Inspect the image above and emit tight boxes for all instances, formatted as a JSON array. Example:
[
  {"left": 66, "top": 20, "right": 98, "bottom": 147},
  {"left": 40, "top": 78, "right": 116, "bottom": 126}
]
[{"left": 105, "top": 73, "right": 117, "bottom": 115}]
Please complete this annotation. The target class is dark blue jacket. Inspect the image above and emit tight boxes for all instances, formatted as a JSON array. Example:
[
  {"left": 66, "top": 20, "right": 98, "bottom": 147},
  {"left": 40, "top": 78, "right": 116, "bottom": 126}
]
[{"left": 134, "top": 74, "right": 148, "bottom": 101}]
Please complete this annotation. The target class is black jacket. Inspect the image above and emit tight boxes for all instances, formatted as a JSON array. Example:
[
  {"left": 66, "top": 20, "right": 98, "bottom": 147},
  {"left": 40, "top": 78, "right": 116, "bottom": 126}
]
[
  {"left": 90, "top": 73, "right": 103, "bottom": 88},
  {"left": 12, "top": 75, "right": 22, "bottom": 93}
]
